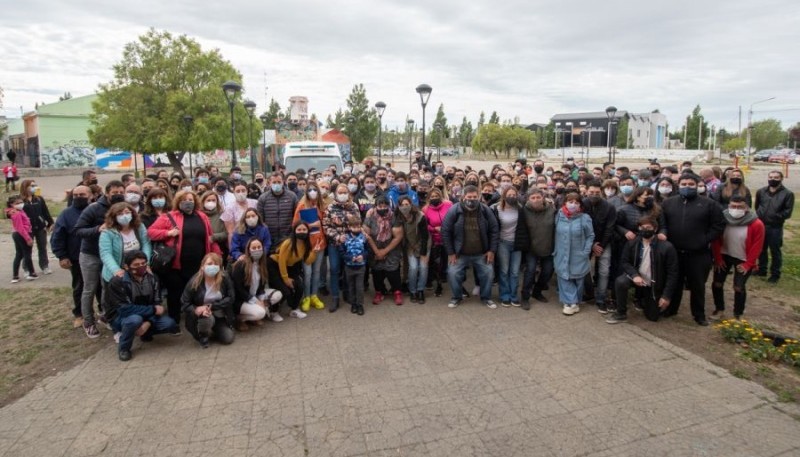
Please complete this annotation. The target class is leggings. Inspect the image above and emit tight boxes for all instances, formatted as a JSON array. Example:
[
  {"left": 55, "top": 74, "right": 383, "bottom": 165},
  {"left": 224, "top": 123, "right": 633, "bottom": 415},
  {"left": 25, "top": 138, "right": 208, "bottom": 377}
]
[{"left": 12, "top": 232, "right": 34, "bottom": 277}]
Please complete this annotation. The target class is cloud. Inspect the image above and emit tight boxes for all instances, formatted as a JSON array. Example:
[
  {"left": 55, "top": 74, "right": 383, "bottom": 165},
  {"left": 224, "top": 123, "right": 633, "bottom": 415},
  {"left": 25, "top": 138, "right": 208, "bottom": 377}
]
[{"left": 1, "top": 0, "right": 798, "bottom": 132}]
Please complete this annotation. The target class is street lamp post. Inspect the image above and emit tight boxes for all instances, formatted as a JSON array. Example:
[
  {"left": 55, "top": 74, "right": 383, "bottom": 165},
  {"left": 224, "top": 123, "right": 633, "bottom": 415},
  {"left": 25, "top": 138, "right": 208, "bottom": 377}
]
[
  {"left": 746, "top": 96, "right": 776, "bottom": 165},
  {"left": 259, "top": 113, "right": 271, "bottom": 173},
  {"left": 406, "top": 119, "right": 414, "bottom": 168},
  {"left": 415, "top": 84, "right": 432, "bottom": 164},
  {"left": 244, "top": 100, "right": 256, "bottom": 181},
  {"left": 605, "top": 106, "right": 618, "bottom": 164},
  {"left": 375, "top": 101, "right": 386, "bottom": 166},
  {"left": 222, "top": 81, "right": 242, "bottom": 167},
  {"left": 182, "top": 114, "right": 194, "bottom": 178}
]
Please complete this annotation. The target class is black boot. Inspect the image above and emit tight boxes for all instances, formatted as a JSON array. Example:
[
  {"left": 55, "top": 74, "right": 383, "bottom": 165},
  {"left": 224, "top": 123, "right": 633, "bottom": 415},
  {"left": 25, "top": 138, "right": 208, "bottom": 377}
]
[
  {"left": 357, "top": 305, "right": 365, "bottom": 316},
  {"left": 418, "top": 291, "right": 425, "bottom": 304},
  {"left": 351, "top": 303, "right": 357, "bottom": 313},
  {"left": 329, "top": 296, "right": 339, "bottom": 313}
]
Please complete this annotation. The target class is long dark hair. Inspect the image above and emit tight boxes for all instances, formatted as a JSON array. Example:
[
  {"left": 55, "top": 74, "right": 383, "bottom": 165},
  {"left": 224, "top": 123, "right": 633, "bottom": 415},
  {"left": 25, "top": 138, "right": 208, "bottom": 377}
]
[
  {"left": 235, "top": 238, "right": 268, "bottom": 288},
  {"left": 287, "top": 220, "right": 312, "bottom": 261},
  {"left": 397, "top": 195, "right": 420, "bottom": 220}
]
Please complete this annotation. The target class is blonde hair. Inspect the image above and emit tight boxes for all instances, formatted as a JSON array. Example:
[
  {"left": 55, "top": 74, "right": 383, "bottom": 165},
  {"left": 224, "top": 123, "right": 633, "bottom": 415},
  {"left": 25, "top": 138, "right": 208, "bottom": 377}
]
[{"left": 191, "top": 252, "right": 224, "bottom": 291}]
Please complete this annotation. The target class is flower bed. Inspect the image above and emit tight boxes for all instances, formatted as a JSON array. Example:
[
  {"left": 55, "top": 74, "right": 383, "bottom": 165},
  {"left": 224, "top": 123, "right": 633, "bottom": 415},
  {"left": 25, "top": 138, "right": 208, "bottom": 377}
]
[{"left": 715, "top": 319, "right": 800, "bottom": 366}]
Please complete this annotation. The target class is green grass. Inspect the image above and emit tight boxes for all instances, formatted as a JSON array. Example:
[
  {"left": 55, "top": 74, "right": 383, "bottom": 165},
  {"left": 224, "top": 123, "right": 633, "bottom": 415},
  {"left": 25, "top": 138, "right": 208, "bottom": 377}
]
[{"left": 731, "top": 368, "right": 751, "bottom": 379}]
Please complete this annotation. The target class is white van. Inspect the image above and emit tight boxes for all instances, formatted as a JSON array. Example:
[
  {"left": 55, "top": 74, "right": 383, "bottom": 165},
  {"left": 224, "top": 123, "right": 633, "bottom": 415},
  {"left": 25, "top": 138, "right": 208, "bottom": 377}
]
[{"left": 282, "top": 141, "right": 344, "bottom": 173}]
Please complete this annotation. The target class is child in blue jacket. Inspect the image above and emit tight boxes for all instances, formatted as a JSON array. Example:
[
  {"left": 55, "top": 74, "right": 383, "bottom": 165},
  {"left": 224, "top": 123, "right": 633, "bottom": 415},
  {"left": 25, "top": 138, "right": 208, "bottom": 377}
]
[{"left": 340, "top": 215, "right": 368, "bottom": 315}]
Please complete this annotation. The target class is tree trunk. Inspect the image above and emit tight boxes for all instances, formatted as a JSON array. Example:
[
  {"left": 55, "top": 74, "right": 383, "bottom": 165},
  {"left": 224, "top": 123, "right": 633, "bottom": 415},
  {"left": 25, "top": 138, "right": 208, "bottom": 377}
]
[{"left": 166, "top": 152, "right": 186, "bottom": 177}]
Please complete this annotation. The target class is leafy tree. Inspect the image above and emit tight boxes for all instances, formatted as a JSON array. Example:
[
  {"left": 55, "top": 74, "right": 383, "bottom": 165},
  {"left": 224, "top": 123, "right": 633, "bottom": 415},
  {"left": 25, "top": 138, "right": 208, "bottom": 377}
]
[
  {"left": 343, "top": 84, "right": 378, "bottom": 161},
  {"left": 430, "top": 103, "right": 448, "bottom": 147},
  {"left": 749, "top": 118, "right": 783, "bottom": 151},
  {"left": 788, "top": 123, "right": 800, "bottom": 149},
  {"left": 683, "top": 105, "right": 709, "bottom": 149},
  {"left": 457, "top": 117, "right": 473, "bottom": 150},
  {"left": 261, "top": 98, "right": 281, "bottom": 129},
  {"left": 489, "top": 111, "right": 500, "bottom": 124},
  {"left": 89, "top": 29, "right": 259, "bottom": 173},
  {"left": 541, "top": 122, "right": 555, "bottom": 148},
  {"left": 58, "top": 92, "right": 72, "bottom": 101},
  {"left": 472, "top": 124, "right": 536, "bottom": 158},
  {"left": 722, "top": 137, "right": 746, "bottom": 153},
  {"left": 615, "top": 117, "right": 629, "bottom": 149},
  {"left": 478, "top": 111, "right": 485, "bottom": 127}
]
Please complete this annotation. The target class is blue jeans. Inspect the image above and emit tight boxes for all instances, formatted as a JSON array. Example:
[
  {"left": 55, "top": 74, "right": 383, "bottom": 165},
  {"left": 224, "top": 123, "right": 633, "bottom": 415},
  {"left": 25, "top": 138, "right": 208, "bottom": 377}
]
[
  {"left": 407, "top": 254, "right": 429, "bottom": 294},
  {"left": 496, "top": 240, "right": 522, "bottom": 302},
  {"left": 557, "top": 276, "right": 584, "bottom": 305},
  {"left": 521, "top": 254, "right": 554, "bottom": 299},
  {"left": 448, "top": 254, "right": 494, "bottom": 301},
  {"left": 327, "top": 244, "right": 343, "bottom": 297},
  {"left": 304, "top": 251, "right": 324, "bottom": 297},
  {"left": 79, "top": 252, "right": 103, "bottom": 326},
  {"left": 759, "top": 226, "right": 783, "bottom": 278},
  {"left": 115, "top": 312, "right": 177, "bottom": 353}
]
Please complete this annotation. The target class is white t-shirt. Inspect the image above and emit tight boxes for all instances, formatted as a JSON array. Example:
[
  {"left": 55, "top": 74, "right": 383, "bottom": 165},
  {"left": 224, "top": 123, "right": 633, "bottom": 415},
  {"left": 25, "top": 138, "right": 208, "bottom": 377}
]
[
  {"left": 221, "top": 199, "right": 257, "bottom": 224},
  {"left": 120, "top": 230, "right": 140, "bottom": 253}
]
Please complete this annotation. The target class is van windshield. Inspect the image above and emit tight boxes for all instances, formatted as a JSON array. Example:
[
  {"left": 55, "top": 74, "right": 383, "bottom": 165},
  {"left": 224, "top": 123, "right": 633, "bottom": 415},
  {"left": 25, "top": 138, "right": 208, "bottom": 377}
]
[{"left": 284, "top": 156, "right": 342, "bottom": 173}]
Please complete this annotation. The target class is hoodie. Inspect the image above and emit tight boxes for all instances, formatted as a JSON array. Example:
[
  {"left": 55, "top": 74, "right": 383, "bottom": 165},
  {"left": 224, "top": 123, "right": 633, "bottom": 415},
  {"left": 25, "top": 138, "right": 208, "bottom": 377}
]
[
  {"left": 711, "top": 209, "right": 765, "bottom": 272},
  {"left": 6, "top": 207, "right": 33, "bottom": 244}
]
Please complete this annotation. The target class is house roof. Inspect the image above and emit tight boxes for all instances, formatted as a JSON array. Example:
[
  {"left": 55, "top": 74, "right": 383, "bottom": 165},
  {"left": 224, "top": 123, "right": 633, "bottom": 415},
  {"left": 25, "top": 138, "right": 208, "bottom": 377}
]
[
  {"left": 551, "top": 111, "right": 629, "bottom": 122},
  {"left": 36, "top": 94, "right": 98, "bottom": 117}
]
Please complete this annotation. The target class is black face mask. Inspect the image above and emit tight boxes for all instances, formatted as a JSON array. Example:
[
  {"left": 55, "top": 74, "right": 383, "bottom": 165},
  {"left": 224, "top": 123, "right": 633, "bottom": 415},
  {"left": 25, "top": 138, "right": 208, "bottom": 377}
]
[
  {"left": 534, "top": 166, "right": 544, "bottom": 174},
  {"left": 417, "top": 191, "right": 428, "bottom": 200},
  {"left": 463, "top": 199, "right": 479, "bottom": 211},
  {"left": 429, "top": 198, "right": 442, "bottom": 206},
  {"left": 72, "top": 197, "right": 89, "bottom": 209},
  {"left": 216, "top": 185, "right": 227, "bottom": 193},
  {"left": 556, "top": 188, "right": 566, "bottom": 195},
  {"left": 639, "top": 229, "right": 655, "bottom": 239},
  {"left": 288, "top": 182, "right": 298, "bottom": 191},
  {"left": 295, "top": 232, "right": 308, "bottom": 240},
  {"left": 729, "top": 177, "right": 743, "bottom": 185},
  {"left": 642, "top": 197, "right": 655, "bottom": 210},
  {"left": 768, "top": 179, "right": 782, "bottom": 188},
  {"left": 466, "top": 181, "right": 478, "bottom": 187},
  {"left": 88, "top": 178, "right": 99, "bottom": 186},
  {"left": 446, "top": 173, "right": 454, "bottom": 180},
  {"left": 255, "top": 178, "right": 264, "bottom": 184},
  {"left": 376, "top": 208, "right": 389, "bottom": 217},
  {"left": 377, "top": 177, "right": 387, "bottom": 184},
  {"left": 109, "top": 194, "right": 125, "bottom": 204},
  {"left": 482, "top": 193, "right": 493, "bottom": 201}
]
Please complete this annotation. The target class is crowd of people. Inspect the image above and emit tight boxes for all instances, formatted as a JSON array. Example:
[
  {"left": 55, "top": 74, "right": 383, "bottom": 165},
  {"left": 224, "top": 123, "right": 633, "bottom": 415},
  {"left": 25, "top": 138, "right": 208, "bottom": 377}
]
[{"left": 3, "top": 151, "right": 795, "bottom": 362}]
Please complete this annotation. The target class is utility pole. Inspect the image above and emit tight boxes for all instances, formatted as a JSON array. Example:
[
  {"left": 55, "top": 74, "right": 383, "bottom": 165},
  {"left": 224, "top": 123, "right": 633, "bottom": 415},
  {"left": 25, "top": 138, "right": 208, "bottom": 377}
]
[
  {"left": 698, "top": 115, "right": 703, "bottom": 151},
  {"left": 738, "top": 106, "right": 742, "bottom": 135}
]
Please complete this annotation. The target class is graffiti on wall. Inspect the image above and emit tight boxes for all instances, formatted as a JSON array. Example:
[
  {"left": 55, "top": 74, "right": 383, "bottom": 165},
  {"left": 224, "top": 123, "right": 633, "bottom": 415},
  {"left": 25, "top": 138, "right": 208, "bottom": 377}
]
[
  {"left": 41, "top": 140, "right": 95, "bottom": 168},
  {"left": 275, "top": 120, "right": 318, "bottom": 144}
]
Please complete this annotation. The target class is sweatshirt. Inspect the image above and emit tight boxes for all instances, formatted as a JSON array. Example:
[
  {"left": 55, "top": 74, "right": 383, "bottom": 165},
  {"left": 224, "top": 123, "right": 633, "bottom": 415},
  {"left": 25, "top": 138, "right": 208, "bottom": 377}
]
[{"left": 6, "top": 207, "right": 33, "bottom": 244}]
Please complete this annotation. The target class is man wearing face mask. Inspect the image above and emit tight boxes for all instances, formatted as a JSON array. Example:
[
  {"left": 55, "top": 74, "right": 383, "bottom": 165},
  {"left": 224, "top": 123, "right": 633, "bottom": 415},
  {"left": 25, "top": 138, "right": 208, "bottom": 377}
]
[
  {"left": 710, "top": 196, "right": 765, "bottom": 320},
  {"left": 441, "top": 185, "right": 500, "bottom": 309},
  {"left": 51, "top": 185, "right": 92, "bottom": 328},
  {"left": 516, "top": 189, "right": 556, "bottom": 309},
  {"left": 212, "top": 177, "right": 235, "bottom": 212},
  {"left": 228, "top": 166, "right": 246, "bottom": 188},
  {"left": 755, "top": 171, "right": 794, "bottom": 283},
  {"left": 606, "top": 216, "right": 679, "bottom": 324},
  {"left": 661, "top": 174, "right": 725, "bottom": 325},
  {"left": 285, "top": 173, "right": 301, "bottom": 197},
  {"left": 74, "top": 180, "right": 127, "bottom": 338},
  {"left": 581, "top": 181, "right": 617, "bottom": 312},
  {"left": 124, "top": 183, "right": 144, "bottom": 213},
  {"left": 386, "top": 172, "right": 419, "bottom": 208},
  {"left": 257, "top": 172, "right": 298, "bottom": 248}
]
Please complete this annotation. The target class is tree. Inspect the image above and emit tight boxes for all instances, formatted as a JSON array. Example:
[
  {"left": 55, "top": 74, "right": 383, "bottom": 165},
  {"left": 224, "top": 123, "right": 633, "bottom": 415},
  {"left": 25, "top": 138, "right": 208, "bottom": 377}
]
[
  {"left": 430, "top": 103, "right": 448, "bottom": 147},
  {"left": 478, "top": 111, "right": 486, "bottom": 127},
  {"left": 58, "top": 92, "right": 72, "bottom": 101},
  {"left": 749, "top": 119, "right": 784, "bottom": 151},
  {"left": 683, "top": 105, "right": 709, "bottom": 149},
  {"left": 343, "top": 83, "right": 378, "bottom": 161},
  {"left": 788, "top": 123, "right": 800, "bottom": 149},
  {"left": 261, "top": 98, "right": 281, "bottom": 129},
  {"left": 457, "top": 116, "right": 473, "bottom": 150},
  {"left": 722, "top": 137, "right": 746, "bottom": 153},
  {"left": 541, "top": 122, "right": 555, "bottom": 148},
  {"left": 472, "top": 124, "right": 537, "bottom": 158},
  {"left": 489, "top": 111, "right": 500, "bottom": 124},
  {"left": 89, "top": 29, "right": 260, "bottom": 174},
  {"left": 615, "top": 117, "right": 629, "bottom": 149}
]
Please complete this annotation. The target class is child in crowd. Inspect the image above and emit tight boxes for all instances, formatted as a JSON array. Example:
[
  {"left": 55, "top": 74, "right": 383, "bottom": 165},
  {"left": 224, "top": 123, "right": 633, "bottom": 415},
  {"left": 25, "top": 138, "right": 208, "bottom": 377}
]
[
  {"left": 6, "top": 195, "right": 36, "bottom": 282},
  {"left": 342, "top": 215, "right": 368, "bottom": 315}
]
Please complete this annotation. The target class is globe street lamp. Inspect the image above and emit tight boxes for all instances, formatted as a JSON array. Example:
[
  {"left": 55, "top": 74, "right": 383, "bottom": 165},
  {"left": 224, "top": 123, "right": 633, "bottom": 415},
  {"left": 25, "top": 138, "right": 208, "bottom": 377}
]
[
  {"left": 415, "top": 84, "right": 432, "bottom": 164},
  {"left": 605, "top": 106, "right": 618, "bottom": 164},
  {"left": 375, "top": 101, "right": 386, "bottom": 166},
  {"left": 222, "top": 81, "right": 242, "bottom": 167},
  {"left": 182, "top": 114, "right": 194, "bottom": 178},
  {"left": 259, "top": 113, "right": 271, "bottom": 173}
]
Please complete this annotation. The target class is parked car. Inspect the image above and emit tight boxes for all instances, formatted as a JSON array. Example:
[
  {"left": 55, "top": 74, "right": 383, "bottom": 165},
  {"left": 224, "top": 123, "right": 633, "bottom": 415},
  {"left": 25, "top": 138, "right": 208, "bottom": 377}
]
[
  {"left": 753, "top": 149, "right": 776, "bottom": 162},
  {"left": 767, "top": 150, "right": 797, "bottom": 164}
]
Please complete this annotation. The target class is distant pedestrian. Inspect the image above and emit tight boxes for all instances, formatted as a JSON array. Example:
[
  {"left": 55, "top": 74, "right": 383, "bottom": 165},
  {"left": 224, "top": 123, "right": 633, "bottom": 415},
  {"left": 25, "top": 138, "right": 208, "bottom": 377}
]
[
  {"left": 3, "top": 162, "right": 18, "bottom": 191},
  {"left": 6, "top": 148, "right": 17, "bottom": 165}
]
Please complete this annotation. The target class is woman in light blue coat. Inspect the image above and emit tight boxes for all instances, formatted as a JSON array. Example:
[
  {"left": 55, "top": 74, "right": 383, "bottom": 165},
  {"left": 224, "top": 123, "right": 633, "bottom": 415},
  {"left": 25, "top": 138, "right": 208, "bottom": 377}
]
[
  {"left": 554, "top": 192, "right": 594, "bottom": 316},
  {"left": 99, "top": 202, "right": 152, "bottom": 283}
]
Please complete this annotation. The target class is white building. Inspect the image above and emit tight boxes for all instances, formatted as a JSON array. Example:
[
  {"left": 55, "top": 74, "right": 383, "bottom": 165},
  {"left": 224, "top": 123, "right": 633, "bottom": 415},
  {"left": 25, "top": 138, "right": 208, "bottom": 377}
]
[{"left": 626, "top": 111, "right": 668, "bottom": 149}]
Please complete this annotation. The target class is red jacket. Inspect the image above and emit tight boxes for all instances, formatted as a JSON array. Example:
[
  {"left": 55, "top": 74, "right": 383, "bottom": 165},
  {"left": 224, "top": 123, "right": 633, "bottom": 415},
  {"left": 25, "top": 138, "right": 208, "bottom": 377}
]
[
  {"left": 711, "top": 217, "right": 765, "bottom": 272},
  {"left": 147, "top": 210, "right": 221, "bottom": 270}
]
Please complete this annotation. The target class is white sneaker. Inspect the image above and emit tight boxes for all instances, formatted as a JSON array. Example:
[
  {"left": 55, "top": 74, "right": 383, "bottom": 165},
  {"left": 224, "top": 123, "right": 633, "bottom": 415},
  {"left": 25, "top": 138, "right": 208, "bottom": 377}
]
[
  {"left": 113, "top": 332, "right": 121, "bottom": 344},
  {"left": 42, "top": 267, "right": 53, "bottom": 275},
  {"left": 10, "top": 278, "right": 20, "bottom": 284},
  {"left": 472, "top": 286, "right": 480, "bottom": 296},
  {"left": 563, "top": 304, "right": 576, "bottom": 316},
  {"left": 484, "top": 300, "right": 498, "bottom": 309},
  {"left": 572, "top": 304, "right": 580, "bottom": 314},
  {"left": 289, "top": 309, "right": 307, "bottom": 319},
  {"left": 270, "top": 313, "right": 284, "bottom": 323},
  {"left": 25, "top": 274, "right": 38, "bottom": 281}
]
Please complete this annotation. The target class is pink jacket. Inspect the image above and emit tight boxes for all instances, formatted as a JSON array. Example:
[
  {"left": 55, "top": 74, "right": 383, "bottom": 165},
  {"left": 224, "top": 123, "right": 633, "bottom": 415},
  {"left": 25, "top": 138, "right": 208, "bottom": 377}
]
[
  {"left": 423, "top": 201, "right": 453, "bottom": 246},
  {"left": 6, "top": 208, "right": 32, "bottom": 244}
]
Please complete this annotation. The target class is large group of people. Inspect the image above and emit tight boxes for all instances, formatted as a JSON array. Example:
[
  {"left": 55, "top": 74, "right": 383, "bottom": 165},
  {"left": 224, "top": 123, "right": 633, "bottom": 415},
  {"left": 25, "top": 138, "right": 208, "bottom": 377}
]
[{"left": 3, "top": 153, "right": 795, "bottom": 362}]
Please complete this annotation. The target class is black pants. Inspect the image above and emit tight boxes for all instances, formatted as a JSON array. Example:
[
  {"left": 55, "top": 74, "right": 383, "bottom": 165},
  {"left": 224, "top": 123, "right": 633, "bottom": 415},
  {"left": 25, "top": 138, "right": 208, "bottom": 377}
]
[
  {"left": 184, "top": 311, "right": 234, "bottom": 345},
  {"left": 12, "top": 232, "right": 34, "bottom": 278},
  {"left": 712, "top": 254, "right": 751, "bottom": 317},
  {"left": 665, "top": 250, "right": 712, "bottom": 321},
  {"left": 267, "top": 258, "right": 303, "bottom": 311},
  {"left": 346, "top": 266, "right": 365, "bottom": 306},
  {"left": 69, "top": 262, "right": 84, "bottom": 317},
  {"left": 373, "top": 268, "right": 402, "bottom": 294},
  {"left": 428, "top": 244, "right": 447, "bottom": 287},
  {"left": 758, "top": 225, "right": 783, "bottom": 278},
  {"left": 614, "top": 276, "right": 660, "bottom": 321},
  {"left": 5, "top": 177, "right": 16, "bottom": 191},
  {"left": 163, "top": 268, "right": 195, "bottom": 325},
  {"left": 32, "top": 228, "right": 49, "bottom": 270}
]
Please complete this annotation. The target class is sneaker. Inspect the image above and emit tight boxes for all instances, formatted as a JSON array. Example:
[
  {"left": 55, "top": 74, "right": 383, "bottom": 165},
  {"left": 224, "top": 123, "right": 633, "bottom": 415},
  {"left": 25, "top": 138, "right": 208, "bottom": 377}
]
[
  {"left": 271, "top": 313, "right": 284, "bottom": 323},
  {"left": 310, "top": 295, "right": 325, "bottom": 310},
  {"left": 73, "top": 317, "right": 83, "bottom": 328},
  {"left": 521, "top": 299, "right": 531, "bottom": 311},
  {"left": 710, "top": 310, "right": 724, "bottom": 321},
  {"left": 417, "top": 291, "right": 426, "bottom": 304},
  {"left": 25, "top": 274, "right": 38, "bottom": 281},
  {"left": 83, "top": 322, "right": 100, "bottom": 339},
  {"left": 409, "top": 292, "right": 418, "bottom": 304},
  {"left": 484, "top": 300, "right": 498, "bottom": 309},
  {"left": 532, "top": 292, "right": 547, "bottom": 303},
  {"left": 356, "top": 305, "right": 365, "bottom": 316},
  {"left": 96, "top": 314, "right": 113, "bottom": 331},
  {"left": 10, "top": 277, "right": 19, "bottom": 284},
  {"left": 605, "top": 312, "right": 628, "bottom": 324},
  {"left": 572, "top": 304, "right": 580, "bottom": 314},
  {"left": 118, "top": 350, "right": 132, "bottom": 362},
  {"left": 596, "top": 304, "right": 609, "bottom": 315},
  {"left": 448, "top": 298, "right": 461, "bottom": 309},
  {"left": 300, "top": 297, "right": 311, "bottom": 312},
  {"left": 42, "top": 267, "right": 53, "bottom": 275},
  {"left": 695, "top": 318, "right": 710, "bottom": 326},
  {"left": 510, "top": 300, "right": 521, "bottom": 307},
  {"left": 434, "top": 285, "right": 443, "bottom": 297},
  {"left": 562, "top": 304, "right": 579, "bottom": 316},
  {"left": 113, "top": 332, "right": 121, "bottom": 343},
  {"left": 372, "top": 292, "right": 384, "bottom": 305},
  {"left": 394, "top": 291, "right": 404, "bottom": 306},
  {"left": 289, "top": 309, "right": 307, "bottom": 319},
  {"left": 501, "top": 300, "right": 512, "bottom": 308},
  {"left": 767, "top": 276, "right": 779, "bottom": 284},
  {"left": 472, "top": 286, "right": 480, "bottom": 297}
]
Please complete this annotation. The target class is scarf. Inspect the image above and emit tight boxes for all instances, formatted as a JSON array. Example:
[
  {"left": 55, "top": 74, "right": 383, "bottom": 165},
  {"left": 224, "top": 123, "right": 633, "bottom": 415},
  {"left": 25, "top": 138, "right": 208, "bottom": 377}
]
[
  {"left": 373, "top": 209, "right": 394, "bottom": 243},
  {"left": 561, "top": 204, "right": 581, "bottom": 219},
  {"left": 723, "top": 209, "right": 758, "bottom": 226}
]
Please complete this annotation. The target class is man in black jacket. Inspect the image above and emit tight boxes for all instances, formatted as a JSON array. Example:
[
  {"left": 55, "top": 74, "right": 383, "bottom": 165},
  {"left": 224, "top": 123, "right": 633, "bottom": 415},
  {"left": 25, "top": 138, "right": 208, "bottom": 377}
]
[
  {"left": 515, "top": 189, "right": 556, "bottom": 309},
  {"left": 582, "top": 180, "right": 617, "bottom": 312},
  {"left": 257, "top": 172, "right": 298, "bottom": 249},
  {"left": 50, "top": 185, "right": 91, "bottom": 327},
  {"left": 755, "top": 170, "right": 795, "bottom": 283},
  {"left": 661, "top": 174, "right": 725, "bottom": 325},
  {"left": 607, "top": 216, "right": 678, "bottom": 323}
]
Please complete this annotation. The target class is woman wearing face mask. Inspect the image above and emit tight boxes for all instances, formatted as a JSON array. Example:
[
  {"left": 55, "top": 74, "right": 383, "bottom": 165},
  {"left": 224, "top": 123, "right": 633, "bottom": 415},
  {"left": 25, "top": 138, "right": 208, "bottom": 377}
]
[
  {"left": 230, "top": 208, "right": 272, "bottom": 263},
  {"left": 180, "top": 253, "right": 235, "bottom": 348},
  {"left": 491, "top": 186, "right": 523, "bottom": 307},
  {"left": 423, "top": 188, "right": 453, "bottom": 297},
  {"left": 397, "top": 196, "right": 429, "bottom": 304},
  {"left": 268, "top": 221, "right": 324, "bottom": 320},
  {"left": 169, "top": 175, "right": 182, "bottom": 192},
  {"left": 346, "top": 177, "right": 360, "bottom": 197},
  {"left": 554, "top": 192, "right": 595, "bottom": 316},
  {"left": 448, "top": 179, "right": 464, "bottom": 204},
  {"left": 363, "top": 196, "right": 405, "bottom": 306},
  {"left": 178, "top": 179, "right": 194, "bottom": 193},
  {"left": 221, "top": 183, "right": 258, "bottom": 247},
  {"left": 229, "top": 238, "right": 283, "bottom": 331},
  {"left": 140, "top": 187, "right": 169, "bottom": 228},
  {"left": 655, "top": 178, "right": 675, "bottom": 204},
  {"left": 603, "top": 179, "right": 625, "bottom": 209},
  {"left": 616, "top": 187, "right": 666, "bottom": 243},
  {"left": 148, "top": 190, "right": 221, "bottom": 325},
  {"left": 19, "top": 179, "right": 54, "bottom": 275},
  {"left": 99, "top": 202, "right": 152, "bottom": 295},
  {"left": 200, "top": 192, "right": 229, "bottom": 261},
  {"left": 322, "top": 184, "right": 362, "bottom": 312},
  {"left": 712, "top": 169, "right": 752, "bottom": 208},
  {"left": 317, "top": 180, "right": 334, "bottom": 207},
  {"left": 293, "top": 184, "right": 327, "bottom": 311}
]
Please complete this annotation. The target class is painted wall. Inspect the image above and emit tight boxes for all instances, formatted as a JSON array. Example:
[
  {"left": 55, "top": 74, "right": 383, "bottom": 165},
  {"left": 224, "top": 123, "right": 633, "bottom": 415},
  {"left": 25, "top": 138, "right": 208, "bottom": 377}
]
[{"left": 37, "top": 115, "right": 95, "bottom": 168}]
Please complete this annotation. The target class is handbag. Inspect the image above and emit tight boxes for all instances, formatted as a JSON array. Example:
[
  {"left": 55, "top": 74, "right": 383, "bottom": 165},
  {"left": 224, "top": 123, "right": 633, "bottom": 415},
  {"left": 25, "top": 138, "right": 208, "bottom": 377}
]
[{"left": 150, "top": 213, "right": 178, "bottom": 272}]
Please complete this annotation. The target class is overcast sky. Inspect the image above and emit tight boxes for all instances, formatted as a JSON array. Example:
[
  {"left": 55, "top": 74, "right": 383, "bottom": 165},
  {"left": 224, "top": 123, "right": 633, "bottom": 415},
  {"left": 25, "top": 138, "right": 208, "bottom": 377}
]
[{"left": 2, "top": 0, "right": 799, "bottom": 134}]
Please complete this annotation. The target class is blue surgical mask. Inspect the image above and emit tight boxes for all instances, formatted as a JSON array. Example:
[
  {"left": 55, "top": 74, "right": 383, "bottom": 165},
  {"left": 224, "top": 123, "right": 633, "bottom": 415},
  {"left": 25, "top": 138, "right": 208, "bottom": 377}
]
[
  {"left": 204, "top": 265, "right": 220, "bottom": 277},
  {"left": 271, "top": 183, "right": 283, "bottom": 194},
  {"left": 116, "top": 213, "right": 133, "bottom": 226},
  {"left": 620, "top": 185, "right": 634, "bottom": 195}
]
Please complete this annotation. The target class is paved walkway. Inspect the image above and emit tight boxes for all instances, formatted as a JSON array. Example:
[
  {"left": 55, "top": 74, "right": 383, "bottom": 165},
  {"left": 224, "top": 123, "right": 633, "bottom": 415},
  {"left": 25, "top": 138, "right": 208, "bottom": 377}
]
[{"left": 1, "top": 291, "right": 799, "bottom": 457}]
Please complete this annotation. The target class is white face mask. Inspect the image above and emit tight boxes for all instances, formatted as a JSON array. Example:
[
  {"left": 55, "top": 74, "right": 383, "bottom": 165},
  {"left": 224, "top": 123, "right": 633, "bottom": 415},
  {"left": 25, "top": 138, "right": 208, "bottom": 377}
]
[
  {"left": 657, "top": 186, "right": 672, "bottom": 195},
  {"left": 235, "top": 192, "right": 247, "bottom": 202},
  {"left": 604, "top": 188, "right": 616, "bottom": 198},
  {"left": 336, "top": 193, "right": 349, "bottom": 203},
  {"left": 245, "top": 217, "right": 259, "bottom": 227},
  {"left": 566, "top": 202, "right": 580, "bottom": 212},
  {"left": 728, "top": 208, "right": 746, "bottom": 219},
  {"left": 13, "top": 203, "right": 24, "bottom": 210},
  {"left": 182, "top": 186, "right": 193, "bottom": 193},
  {"left": 308, "top": 190, "right": 318, "bottom": 200},
  {"left": 204, "top": 201, "right": 217, "bottom": 211}
]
